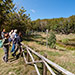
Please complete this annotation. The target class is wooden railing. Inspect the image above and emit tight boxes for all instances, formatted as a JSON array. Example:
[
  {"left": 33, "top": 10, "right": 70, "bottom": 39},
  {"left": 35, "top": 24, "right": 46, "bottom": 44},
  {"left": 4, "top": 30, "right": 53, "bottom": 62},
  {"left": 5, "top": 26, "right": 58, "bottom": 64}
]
[{"left": 21, "top": 43, "right": 74, "bottom": 75}]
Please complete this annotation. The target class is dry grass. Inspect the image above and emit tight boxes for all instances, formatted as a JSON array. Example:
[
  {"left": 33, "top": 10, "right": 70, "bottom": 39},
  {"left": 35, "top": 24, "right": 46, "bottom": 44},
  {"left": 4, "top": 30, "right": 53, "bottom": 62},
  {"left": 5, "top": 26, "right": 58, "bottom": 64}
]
[
  {"left": 0, "top": 32, "right": 75, "bottom": 75},
  {"left": 23, "top": 32, "right": 75, "bottom": 74},
  {"left": 56, "top": 33, "right": 75, "bottom": 40}
]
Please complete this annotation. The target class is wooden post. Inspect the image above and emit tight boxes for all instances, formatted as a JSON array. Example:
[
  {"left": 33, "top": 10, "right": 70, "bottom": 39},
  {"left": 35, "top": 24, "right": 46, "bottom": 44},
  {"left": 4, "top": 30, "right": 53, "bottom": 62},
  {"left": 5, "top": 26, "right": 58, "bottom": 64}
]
[
  {"left": 27, "top": 50, "right": 30, "bottom": 62},
  {"left": 43, "top": 54, "right": 47, "bottom": 75},
  {"left": 46, "top": 29, "right": 48, "bottom": 48}
]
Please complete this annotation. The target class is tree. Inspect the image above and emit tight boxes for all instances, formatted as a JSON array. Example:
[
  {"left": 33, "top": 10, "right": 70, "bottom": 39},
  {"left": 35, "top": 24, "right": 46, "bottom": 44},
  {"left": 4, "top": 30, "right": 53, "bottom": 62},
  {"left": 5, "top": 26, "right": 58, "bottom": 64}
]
[
  {"left": 0, "top": 0, "right": 15, "bottom": 31},
  {"left": 0, "top": 0, "right": 32, "bottom": 35},
  {"left": 48, "top": 32, "right": 56, "bottom": 48},
  {"left": 32, "top": 16, "right": 75, "bottom": 34}
]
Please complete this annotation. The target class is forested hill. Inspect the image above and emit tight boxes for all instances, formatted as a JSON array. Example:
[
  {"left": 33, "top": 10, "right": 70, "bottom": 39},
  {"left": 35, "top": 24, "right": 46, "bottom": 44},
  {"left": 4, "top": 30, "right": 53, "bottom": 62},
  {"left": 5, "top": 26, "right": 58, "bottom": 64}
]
[{"left": 32, "top": 15, "right": 75, "bottom": 34}]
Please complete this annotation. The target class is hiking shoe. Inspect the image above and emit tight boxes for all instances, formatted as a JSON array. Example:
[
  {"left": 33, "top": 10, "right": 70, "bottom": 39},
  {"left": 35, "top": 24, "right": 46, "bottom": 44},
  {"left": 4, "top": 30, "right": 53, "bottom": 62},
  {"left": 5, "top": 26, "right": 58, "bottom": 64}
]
[
  {"left": 12, "top": 53, "right": 16, "bottom": 57},
  {"left": 2, "top": 57, "right": 8, "bottom": 63},
  {"left": 2, "top": 57, "right": 5, "bottom": 62},
  {"left": 5, "top": 60, "right": 8, "bottom": 63},
  {"left": 16, "top": 55, "right": 19, "bottom": 59}
]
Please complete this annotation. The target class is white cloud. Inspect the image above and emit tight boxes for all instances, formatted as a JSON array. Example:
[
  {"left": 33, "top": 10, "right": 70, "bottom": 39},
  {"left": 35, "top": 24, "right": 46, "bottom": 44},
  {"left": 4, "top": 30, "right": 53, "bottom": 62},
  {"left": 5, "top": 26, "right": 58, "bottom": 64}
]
[{"left": 30, "top": 9, "right": 36, "bottom": 13}]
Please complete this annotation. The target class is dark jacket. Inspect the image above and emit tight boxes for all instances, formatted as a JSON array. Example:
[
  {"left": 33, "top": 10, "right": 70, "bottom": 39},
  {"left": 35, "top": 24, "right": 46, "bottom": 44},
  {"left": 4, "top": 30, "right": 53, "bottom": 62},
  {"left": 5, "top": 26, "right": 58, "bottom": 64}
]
[
  {"left": 3, "top": 38, "right": 9, "bottom": 48},
  {"left": 14, "top": 35, "right": 22, "bottom": 46}
]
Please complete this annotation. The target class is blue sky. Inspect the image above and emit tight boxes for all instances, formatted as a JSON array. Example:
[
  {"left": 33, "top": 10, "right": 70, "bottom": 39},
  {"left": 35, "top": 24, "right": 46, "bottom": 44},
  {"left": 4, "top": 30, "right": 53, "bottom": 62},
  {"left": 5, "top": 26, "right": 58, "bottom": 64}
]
[{"left": 13, "top": 0, "right": 75, "bottom": 20}]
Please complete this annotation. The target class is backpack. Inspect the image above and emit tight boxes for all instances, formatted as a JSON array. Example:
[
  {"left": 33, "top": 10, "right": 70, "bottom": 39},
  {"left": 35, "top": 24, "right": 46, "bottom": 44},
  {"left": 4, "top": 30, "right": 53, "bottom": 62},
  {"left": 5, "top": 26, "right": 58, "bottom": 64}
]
[{"left": 0, "top": 40, "right": 3, "bottom": 48}]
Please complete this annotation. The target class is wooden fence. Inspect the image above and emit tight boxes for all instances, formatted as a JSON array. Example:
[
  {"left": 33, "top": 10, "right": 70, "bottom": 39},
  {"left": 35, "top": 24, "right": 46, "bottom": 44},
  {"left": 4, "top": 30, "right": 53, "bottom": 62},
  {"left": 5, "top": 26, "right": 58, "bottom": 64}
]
[{"left": 21, "top": 43, "right": 74, "bottom": 75}]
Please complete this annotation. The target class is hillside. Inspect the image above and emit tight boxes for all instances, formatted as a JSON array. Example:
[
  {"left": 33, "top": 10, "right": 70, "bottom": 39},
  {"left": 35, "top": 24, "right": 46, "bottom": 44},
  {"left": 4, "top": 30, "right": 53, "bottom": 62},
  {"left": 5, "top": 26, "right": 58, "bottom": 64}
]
[{"left": 32, "top": 15, "right": 75, "bottom": 34}]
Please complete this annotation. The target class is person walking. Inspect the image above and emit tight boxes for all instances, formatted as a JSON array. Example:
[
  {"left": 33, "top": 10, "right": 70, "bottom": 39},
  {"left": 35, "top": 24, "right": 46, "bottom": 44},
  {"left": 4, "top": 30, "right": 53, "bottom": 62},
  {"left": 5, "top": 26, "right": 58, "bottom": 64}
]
[
  {"left": 2, "top": 33, "right": 10, "bottom": 62},
  {"left": 9, "top": 30, "right": 14, "bottom": 38},
  {"left": 12, "top": 32, "right": 22, "bottom": 59},
  {"left": 10, "top": 29, "right": 17, "bottom": 52},
  {"left": 9, "top": 30, "right": 14, "bottom": 43}
]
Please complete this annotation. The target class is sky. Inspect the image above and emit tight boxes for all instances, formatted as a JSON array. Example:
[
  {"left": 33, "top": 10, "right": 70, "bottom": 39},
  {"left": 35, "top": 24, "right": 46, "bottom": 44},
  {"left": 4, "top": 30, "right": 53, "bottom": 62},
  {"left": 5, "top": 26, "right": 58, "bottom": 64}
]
[{"left": 13, "top": 0, "right": 75, "bottom": 20}]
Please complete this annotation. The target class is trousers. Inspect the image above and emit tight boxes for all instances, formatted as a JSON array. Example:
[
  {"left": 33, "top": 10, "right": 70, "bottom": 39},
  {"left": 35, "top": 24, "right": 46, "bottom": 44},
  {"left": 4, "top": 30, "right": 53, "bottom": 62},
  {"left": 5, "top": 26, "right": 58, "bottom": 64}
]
[{"left": 3, "top": 46, "right": 9, "bottom": 62}]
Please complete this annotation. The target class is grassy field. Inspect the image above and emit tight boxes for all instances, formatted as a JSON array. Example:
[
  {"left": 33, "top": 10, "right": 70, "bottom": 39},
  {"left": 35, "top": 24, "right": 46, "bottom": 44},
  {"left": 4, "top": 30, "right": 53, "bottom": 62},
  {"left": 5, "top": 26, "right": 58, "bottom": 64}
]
[
  {"left": 0, "top": 32, "right": 75, "bottom": 75},
  {"left": 23, "top": 32, "right": 75, "bottom": 74}
]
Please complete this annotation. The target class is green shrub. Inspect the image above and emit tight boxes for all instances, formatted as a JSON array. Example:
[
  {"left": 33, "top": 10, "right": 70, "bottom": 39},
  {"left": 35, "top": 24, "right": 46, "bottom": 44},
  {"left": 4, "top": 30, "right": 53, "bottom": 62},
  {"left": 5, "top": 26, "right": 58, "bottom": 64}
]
[
  {"left": 48, "top": 32, "right": 56, "bottom": 48},
  {"left": 62, "top": 38, "right": 69, "bottom": 45}
]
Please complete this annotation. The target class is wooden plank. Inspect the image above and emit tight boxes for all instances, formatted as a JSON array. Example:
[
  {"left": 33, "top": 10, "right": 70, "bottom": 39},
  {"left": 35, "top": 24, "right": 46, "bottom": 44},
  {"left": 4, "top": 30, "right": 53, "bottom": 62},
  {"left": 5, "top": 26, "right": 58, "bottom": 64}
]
[
  {"left": 43, "top": 60, "right": 56, "bottom": 75},
  {"left": 21, "top": 47, "right": 28, "bottom": 64},
  {"left": 27, "top": 51, "right": 30, "bottom": 62},
  {"left": 43, "top": 54, "right": 47, "bottom": 75},
  {"left": 43, "top": 54, "right": 56, "bottom": 75},
  {"left": 26, "top": 48, "right": 40, "bottom": 75},
  {"left": 22, "top": 43, "right": 74, "bottom": 75}
]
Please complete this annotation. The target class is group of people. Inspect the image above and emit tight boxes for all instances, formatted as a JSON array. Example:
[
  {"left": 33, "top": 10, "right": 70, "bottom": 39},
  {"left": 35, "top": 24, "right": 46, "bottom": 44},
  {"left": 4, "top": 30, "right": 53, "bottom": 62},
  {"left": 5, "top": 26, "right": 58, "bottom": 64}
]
[{"left": 1, "top": 28, "right": 22, "bottom": 63}]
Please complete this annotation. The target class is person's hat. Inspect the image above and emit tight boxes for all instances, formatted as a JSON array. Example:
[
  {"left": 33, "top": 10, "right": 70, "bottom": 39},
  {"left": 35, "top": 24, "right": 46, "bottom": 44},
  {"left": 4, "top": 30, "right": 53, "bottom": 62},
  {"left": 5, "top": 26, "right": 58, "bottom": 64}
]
[{"left": 14, "top": 29, "right": 17, "bottom": 33}]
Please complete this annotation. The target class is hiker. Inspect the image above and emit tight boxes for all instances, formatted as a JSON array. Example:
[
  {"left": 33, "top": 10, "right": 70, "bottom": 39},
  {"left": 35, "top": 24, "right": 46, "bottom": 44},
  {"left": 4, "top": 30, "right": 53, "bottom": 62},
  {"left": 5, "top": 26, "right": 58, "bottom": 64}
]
[
  {"left": 1, "top": 28, "right": 6, "bottom": 39},
  {"left": 2, "top": 33, "right": 10, "bottom": 62},
  {"left": 10, "top": 29, "right": 17, "bottom": 52},
  {"left": 9, "top": 30, "right": 14, "bottom": 42},
  {"left": 9, "top": 30, "right": 14, "bottom": 38},
  {"left": 12, "top": 32, "right": 22, "bottom": 59}
]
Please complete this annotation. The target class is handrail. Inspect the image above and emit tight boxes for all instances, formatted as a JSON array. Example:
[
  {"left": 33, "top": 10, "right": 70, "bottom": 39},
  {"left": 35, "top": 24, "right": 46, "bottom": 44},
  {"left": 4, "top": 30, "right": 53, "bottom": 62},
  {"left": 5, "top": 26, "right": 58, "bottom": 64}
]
[
  {"left": 22, "top": 43, "right": 74, "bottom": 75},
  {"left": 26, "top": 48, "right": 40, "bottom": 75},
  {"left": 42, "top": 60, "right": 56, "bottom": 75}
]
